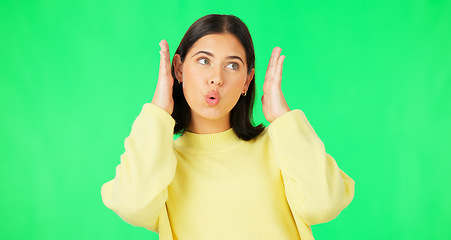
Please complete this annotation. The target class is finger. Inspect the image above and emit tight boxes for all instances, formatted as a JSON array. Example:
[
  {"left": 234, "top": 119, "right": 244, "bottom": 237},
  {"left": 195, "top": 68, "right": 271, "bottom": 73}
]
[
  {"left": 161, "top": 40, "right": 171, "bottom": 64},
  {"left": 266, "top": 47, "right": 282, "bottom": 80},
  {"left": 274, "top": 55, "right": 285, "bottom": 85},
  {"left": 160, "top": 39, "right": 169, "bottom": 54},
  {"left": 270, "top": 47, "right": 281, "bottom": 67},
  {"left": 159, "top": 41, "right": 167, "bottom": 77},
  {"left": 164, "top": 41, "right": 171, "bottom": 75},
  {"left": 159, "top": 40, "right": 171, "bottom": 77},
  {"left": 266, "top": 47, "right": 279, "bottom": 75}
]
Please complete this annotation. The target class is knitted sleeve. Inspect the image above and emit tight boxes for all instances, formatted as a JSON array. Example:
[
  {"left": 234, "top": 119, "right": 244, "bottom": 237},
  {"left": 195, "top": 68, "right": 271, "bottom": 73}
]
[
  {"left": 101, "top": 103, "right": 177, "bottom": 232},
  {"left": 268, "top": 110, "right": 355, "bottom": 226}
]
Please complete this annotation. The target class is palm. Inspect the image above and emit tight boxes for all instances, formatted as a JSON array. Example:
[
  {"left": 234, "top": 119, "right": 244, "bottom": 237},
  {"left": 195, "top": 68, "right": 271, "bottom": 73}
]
[{"left": 262, "top": 47, "right": 290, "bottom": 123}]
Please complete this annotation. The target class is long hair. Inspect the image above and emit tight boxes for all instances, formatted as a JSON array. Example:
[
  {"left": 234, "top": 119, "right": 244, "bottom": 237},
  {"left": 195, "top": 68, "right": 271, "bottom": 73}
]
[{"left": 171, "top": 14, "right": 264, "bottom": 141}]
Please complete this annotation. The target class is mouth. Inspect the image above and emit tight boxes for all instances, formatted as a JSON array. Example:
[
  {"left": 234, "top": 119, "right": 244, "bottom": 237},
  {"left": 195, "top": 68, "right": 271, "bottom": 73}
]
[{"left": 205, "top": 90, "right": 220, "bottom": 106}]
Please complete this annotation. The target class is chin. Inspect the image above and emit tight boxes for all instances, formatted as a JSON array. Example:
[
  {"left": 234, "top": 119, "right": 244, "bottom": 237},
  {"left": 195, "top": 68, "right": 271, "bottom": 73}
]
[
  {"left": 191, "top": 104, "right": 231, "bottom": 121},
  {"left": 200, "top": 108, "right": 228, "bottom": 120}
]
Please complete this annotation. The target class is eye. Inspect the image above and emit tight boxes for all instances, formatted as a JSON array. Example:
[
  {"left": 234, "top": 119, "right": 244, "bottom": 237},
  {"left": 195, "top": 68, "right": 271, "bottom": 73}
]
[
  {"left": 198, "top": 58, "right": 210, "bottom": 65},
  {"left": 226, "top": 62, "right": 239, "bottom": 70}
]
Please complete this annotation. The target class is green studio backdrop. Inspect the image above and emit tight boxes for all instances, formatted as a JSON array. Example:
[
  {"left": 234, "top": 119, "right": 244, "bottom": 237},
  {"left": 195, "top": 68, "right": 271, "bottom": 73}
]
[{"left": 1, "top": 0, "right": 450, "bottom": 239}]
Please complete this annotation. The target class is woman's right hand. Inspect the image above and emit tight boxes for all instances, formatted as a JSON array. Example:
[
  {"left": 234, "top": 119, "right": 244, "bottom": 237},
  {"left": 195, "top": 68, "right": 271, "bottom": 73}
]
[{"left": 151, "top": 40, "right": 174, "bottom": 114}]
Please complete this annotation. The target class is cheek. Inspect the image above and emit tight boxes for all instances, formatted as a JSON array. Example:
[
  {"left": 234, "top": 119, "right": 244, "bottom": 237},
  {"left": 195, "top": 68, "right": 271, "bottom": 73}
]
[
  {"left": 222, "top": 75, "right": 247, "bottom": 107},
  {"left": 182, "top": 64, "right": 200, "bottom": 83},
  {"left": 181, "top": 67, "right": 204, "bottom": 104},
  {"left": 227, "top": 74, "right": 247, "bottom": 93}
]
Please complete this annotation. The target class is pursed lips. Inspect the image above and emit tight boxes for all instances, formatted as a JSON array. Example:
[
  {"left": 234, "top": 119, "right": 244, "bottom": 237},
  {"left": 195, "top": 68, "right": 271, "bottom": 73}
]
[{"left": 205, "top": 90, "right": 220, "bottom": 106}]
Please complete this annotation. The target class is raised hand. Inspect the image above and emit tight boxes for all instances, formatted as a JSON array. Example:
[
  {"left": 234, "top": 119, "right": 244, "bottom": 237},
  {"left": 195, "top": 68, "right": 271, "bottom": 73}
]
[
  {"left": 262, "top": 47, "right": 291, "bottom": 123},
  {"left": 151, "top": 39, "right": 174, "bottom": 114}
]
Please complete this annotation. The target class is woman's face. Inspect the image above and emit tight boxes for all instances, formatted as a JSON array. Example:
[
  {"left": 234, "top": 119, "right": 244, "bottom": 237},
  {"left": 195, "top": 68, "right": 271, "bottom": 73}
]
[{"left": 175, "top": 33, "right": 254, "bottom": 129}]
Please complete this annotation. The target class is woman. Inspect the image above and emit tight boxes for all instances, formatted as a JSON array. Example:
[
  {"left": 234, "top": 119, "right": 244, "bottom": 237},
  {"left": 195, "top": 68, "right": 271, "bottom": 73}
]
[{"left": 101, "top": 14, "right": 354, "bottom": 240}]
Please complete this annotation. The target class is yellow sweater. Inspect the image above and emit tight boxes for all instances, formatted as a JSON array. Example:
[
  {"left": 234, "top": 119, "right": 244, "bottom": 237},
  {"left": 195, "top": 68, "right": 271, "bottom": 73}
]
[{"left": 101, "top": 103, "right": 355, "bottom": 240}]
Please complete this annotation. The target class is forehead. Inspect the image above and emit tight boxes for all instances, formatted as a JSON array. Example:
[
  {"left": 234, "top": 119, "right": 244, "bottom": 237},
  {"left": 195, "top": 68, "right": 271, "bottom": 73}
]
[{"left": 188, "top": 33, "right": 246, "bottom": 59}]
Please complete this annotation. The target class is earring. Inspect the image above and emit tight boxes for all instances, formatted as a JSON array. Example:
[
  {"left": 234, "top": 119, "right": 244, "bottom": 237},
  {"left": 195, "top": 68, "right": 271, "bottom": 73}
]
[{"left": 243, "top": 91, "right": 247, "bottom": 96}]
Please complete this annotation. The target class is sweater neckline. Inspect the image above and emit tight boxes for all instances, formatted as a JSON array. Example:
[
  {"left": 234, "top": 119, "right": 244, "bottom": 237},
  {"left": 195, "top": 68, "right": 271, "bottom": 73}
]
[{"left": 174, "top": 128, "right": 242, "bottom": 151}]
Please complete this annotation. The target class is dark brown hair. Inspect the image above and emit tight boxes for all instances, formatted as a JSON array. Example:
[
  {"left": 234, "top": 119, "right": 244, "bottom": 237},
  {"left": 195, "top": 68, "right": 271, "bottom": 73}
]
[{"left": 171, "top": 14, "right": 264, "bottom": 141}]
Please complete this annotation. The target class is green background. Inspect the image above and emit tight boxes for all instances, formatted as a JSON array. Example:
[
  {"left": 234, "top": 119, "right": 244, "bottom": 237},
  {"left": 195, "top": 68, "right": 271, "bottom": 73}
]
[{"left": 1, "top": 0, "right": 450, "bottom": 239}]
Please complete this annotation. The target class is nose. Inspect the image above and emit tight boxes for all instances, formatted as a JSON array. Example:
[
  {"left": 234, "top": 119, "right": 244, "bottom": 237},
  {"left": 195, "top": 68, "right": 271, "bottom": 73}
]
[
  {"left": 210, "top": 79, "right": 222, "bottom": 86},
  {"left": 209, "top": 67, "right": 223, "bottom": 86}
]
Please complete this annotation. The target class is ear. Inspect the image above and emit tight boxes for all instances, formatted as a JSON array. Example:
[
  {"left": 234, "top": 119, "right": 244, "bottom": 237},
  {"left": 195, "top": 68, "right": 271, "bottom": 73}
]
[
  {"left": 243, "top": 68, "right": 255, "bottom": 93},
  {"left": 173, "top": 54, "right": 183, "bottom": 82}
]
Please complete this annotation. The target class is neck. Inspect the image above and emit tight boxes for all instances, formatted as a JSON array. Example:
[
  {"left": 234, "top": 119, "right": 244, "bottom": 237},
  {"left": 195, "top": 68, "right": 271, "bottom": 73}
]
[{"left": 188, "top": 112, "right": 231, "bottom": 134}]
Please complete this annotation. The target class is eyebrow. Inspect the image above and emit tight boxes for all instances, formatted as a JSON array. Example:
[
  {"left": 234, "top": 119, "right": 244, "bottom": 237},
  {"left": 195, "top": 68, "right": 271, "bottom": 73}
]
[{"left": 191, "top": 50, "right": 244, "bottom": 64}]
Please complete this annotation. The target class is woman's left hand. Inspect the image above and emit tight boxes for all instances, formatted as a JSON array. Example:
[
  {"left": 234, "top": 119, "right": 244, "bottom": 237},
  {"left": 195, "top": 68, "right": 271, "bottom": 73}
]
[{"left": 262, "top": 47, "right": 291, "bottom": 123}]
